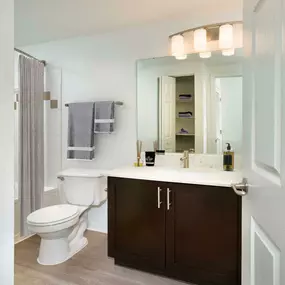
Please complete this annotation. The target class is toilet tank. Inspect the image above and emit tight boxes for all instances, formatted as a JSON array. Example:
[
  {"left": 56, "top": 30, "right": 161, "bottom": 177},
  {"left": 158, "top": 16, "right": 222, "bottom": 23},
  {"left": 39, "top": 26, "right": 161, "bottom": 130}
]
[{"left": 57, "top": 168, "right": 107, "bottom": 206}]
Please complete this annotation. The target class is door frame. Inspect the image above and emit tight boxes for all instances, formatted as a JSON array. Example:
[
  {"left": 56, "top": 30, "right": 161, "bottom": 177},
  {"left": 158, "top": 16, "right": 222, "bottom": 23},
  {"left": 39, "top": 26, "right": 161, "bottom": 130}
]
[{"left": 209, "top": 74, "right": 243, "bottom": 154}]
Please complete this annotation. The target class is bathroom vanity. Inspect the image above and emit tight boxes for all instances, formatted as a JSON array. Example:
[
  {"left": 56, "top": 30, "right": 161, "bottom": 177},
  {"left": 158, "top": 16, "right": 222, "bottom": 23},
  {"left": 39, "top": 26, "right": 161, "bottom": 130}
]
[
  {"left": 107, "top": 167, "right": 242, "bottom": 285},
  {"left": 123, "top": 39, "right": 244, "bottom": 285}
]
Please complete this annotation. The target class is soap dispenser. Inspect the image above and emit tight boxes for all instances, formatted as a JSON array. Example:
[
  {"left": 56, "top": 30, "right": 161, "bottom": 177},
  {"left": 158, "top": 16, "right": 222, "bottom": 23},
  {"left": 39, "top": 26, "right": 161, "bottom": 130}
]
[{"left": 223, "top": 143, "right": 234, "bottom": 171}]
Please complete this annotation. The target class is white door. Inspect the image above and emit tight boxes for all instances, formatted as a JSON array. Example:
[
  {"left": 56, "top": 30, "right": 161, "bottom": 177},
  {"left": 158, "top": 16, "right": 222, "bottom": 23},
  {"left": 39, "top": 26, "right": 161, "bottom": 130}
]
[
  {"left": 242, "top": 0, "right": 285, "bottom": 284},
  {"left": 158, "top": 76, "right": 176, "bottom": 152}
]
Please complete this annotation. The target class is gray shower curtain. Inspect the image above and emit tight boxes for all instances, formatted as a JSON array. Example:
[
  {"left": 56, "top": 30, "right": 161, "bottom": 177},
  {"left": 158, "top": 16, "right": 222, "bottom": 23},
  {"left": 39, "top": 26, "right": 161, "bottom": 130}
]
[{"left": 19, "top": 55, "right": 44, "bottom": 236}]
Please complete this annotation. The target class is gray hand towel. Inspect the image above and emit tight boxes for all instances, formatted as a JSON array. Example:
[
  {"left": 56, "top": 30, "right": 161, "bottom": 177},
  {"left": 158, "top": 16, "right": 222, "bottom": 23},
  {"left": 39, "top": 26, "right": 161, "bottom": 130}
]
[
  {"left": 94, "top": 101, "right": 115, "bottom": 133},
  {"left": 67, "top": 102, "right": 95, "bottom": 160}
]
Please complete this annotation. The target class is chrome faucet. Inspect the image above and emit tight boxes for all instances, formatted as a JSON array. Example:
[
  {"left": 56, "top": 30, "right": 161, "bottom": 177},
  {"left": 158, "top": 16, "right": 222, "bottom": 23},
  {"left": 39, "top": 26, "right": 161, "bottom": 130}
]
[{"left": 180, "top": 150, "right": 189, "bottom": 168}]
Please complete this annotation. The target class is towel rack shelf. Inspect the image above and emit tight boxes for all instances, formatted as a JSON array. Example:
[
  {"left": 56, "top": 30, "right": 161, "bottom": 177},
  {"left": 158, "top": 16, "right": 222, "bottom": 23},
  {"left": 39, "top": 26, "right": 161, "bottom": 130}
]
[{"left": 65, "top": 101, "right": 123, "bottom": 107}]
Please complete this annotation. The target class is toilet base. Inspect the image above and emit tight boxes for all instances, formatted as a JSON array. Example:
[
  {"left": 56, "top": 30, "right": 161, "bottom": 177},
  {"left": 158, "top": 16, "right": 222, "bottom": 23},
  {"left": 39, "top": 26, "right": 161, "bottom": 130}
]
[
  {"left": 36, "top": 212, "right": 89, "bottom": 266},
  {"left": 37, "top": 237, "right": 88, "bottom": 266}
]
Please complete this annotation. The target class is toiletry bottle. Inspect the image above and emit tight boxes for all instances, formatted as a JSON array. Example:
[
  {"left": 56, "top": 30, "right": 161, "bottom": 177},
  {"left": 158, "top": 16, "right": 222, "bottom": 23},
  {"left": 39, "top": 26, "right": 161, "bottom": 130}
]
[{"left": 223, "top": 143, "right": 234, "bottom": 171}]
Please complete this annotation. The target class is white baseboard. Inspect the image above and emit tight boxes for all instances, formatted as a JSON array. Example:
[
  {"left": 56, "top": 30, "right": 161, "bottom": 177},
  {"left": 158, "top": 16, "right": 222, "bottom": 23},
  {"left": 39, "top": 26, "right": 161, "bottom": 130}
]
[
  {"left": 14, "top": 233, "right": 20, "bottom": 243},
  {"left": 15, "top": 228, "right": 104, "bottom": 245},
  {"left": 15, "top": 234, "right": 35, "bottom": 245},
  {"left": 87, "top": 227, "right": 107, "bottom": 234}
]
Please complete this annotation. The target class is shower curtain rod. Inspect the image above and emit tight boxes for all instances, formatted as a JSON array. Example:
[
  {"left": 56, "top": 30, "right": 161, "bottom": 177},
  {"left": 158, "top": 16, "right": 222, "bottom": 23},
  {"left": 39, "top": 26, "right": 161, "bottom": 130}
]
[{"left": 14, "top": 48, "right": 46, "bottom": 66}]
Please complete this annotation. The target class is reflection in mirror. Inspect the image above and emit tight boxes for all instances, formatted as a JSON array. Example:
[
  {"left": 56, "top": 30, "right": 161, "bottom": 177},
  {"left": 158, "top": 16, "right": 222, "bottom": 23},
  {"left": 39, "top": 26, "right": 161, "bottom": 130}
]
[{"left": 137, "top": 49, "right": 243, "bottom": 154}]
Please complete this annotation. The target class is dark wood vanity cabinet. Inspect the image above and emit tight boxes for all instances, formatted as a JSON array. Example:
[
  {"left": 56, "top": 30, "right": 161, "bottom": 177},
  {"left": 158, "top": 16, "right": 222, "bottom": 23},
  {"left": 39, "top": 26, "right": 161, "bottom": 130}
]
[
  {"left": 108, "top": 177, "right": 241, "bottom": 285},
  {"left": 108, "top": 178, "right": 166, "bottom": 270}
]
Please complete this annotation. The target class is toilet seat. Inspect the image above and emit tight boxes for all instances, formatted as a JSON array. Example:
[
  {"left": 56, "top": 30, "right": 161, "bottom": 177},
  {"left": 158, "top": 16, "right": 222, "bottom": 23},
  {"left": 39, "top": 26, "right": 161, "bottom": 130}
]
[{"left": 27, "top": 204, "right": 80, "bottom": 227}]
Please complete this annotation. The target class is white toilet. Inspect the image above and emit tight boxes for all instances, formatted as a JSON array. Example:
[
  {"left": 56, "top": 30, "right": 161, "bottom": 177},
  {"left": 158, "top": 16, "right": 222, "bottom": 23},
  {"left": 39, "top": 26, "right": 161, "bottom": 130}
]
[{"left": 27, "top": 168, "right": 107, "bottom": 266}]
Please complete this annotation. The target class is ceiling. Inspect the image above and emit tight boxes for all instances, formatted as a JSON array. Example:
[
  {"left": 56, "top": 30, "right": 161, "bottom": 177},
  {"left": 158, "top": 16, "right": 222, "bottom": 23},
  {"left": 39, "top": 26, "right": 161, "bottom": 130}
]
[{"left": 15, "top": 0, "right": 242, "bottom": 47}]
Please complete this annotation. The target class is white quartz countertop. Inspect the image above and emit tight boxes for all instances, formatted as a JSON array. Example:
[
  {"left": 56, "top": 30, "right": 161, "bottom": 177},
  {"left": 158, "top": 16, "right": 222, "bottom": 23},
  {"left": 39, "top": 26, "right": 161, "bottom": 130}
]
[{"left": 104, "top": 166, "right": 243, "bottom": 188}]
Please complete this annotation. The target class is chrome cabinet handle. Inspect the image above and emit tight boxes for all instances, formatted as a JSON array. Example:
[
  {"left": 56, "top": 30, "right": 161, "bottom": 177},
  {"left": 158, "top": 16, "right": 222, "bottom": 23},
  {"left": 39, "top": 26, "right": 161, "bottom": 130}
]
[
  {"left": 157, "top": 187, "right": 162, "bottom": 209},
  {"left": 231, "top": 178, "right": 249, "bottom": 196},
  {"left": 167, "top": 188, "right": 172, "bottom": 210}
]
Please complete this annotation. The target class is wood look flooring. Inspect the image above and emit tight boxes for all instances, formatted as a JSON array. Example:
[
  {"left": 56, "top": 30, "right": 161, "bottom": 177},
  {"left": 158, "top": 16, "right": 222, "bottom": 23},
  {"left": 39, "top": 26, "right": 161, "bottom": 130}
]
[{"left": 15, "top": 231, "right": 191, "bottom": 285}]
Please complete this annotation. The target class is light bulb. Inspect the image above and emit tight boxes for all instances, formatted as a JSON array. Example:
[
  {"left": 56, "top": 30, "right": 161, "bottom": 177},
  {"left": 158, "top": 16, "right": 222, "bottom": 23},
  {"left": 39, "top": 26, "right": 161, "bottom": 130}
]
[{"left": 199, "top": 52, "right": 211, "bottom": 59}]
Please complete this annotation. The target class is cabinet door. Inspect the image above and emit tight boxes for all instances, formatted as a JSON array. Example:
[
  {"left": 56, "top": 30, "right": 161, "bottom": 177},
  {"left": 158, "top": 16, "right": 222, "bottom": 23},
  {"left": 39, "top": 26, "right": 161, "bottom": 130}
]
[
  {"left": 166, "top": 183, "right": 241, "bottom": 285},
  {"left": 109, "top": 178, "right": 166, "bottom": 271}
]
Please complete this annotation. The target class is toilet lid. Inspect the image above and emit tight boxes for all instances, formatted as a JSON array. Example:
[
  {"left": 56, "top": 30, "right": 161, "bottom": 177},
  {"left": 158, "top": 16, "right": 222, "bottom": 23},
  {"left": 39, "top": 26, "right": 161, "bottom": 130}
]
[{"left": 27, "top": 204, "right": 79, "bottom": 226}]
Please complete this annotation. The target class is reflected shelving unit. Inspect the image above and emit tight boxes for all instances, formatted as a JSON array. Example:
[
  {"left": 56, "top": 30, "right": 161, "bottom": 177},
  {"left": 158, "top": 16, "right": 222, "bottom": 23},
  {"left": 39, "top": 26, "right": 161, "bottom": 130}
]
[{"left": 175, "top": 75, "right": 195, "bottom": 153}]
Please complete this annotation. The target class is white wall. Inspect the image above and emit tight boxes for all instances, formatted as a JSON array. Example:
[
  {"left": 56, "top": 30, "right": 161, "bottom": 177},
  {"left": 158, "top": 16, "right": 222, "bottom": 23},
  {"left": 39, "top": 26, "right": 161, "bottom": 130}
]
[
  {"left": 22, "top": 13, "right": 241, "bottom": 233},
  {"left": 0, "top": 0, "right": 14, "bottom": 283},
  {"left": 220, "top": 77, "right": 243, "bottom": 153}
]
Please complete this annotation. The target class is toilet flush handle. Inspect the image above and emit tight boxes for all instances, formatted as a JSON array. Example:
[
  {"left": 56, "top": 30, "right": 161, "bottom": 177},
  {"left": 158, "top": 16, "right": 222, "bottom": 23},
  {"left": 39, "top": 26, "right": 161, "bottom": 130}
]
[{"left": 57, "top": 176, "right": 65, "bottom": 181}]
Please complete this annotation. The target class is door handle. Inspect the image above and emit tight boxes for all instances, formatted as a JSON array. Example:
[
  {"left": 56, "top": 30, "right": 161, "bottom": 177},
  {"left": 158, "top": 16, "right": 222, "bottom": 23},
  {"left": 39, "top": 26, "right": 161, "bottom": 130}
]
[
  {"left": 231, "top": 178, "right": 249, "bottom": 196},
  {"left": 167, "top": 188, "right": 172, "bottom": 210},
  {"left": 157, "top": 187, "right": 162, "bottom": 209}
]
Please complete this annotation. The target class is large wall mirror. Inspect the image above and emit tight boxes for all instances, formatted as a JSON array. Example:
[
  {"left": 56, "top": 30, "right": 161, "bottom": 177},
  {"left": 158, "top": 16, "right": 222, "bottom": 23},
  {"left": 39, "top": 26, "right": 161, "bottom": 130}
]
[{"left": 137, "top": 49, "right": 243, "bottom": 154}]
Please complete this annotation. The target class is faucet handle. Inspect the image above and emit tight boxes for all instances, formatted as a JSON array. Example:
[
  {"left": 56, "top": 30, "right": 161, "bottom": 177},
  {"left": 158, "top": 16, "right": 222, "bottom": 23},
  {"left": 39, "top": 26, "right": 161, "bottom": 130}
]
[
  {"left": 183, "top": 150, "right": 189, "bottom": 156},
  {"left": 180, "top": 151, "right": 187, "bottom": 161},
  {"left": 189, "top": 148, "right": 195, "bottom": 153}
]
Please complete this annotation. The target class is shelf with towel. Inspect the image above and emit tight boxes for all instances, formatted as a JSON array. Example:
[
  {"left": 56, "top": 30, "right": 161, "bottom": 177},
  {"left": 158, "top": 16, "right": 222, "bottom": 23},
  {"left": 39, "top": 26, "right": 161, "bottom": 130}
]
[{"left": 65, "top": 100, "right": 122, "bottom": 134}]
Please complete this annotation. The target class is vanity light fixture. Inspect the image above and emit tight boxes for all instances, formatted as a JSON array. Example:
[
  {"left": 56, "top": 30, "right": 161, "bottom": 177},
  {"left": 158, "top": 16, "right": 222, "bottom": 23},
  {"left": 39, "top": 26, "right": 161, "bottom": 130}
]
[
  {"left": 169, "top": 21, "right": 242, "bottom": 59},
  {"left": 171, "top": 34, "right": 187, "bottom": 60}
]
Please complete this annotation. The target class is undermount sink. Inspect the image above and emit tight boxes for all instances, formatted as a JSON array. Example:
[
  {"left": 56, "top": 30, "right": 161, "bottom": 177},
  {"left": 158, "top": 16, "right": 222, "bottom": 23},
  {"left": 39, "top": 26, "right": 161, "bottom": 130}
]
[
  {"left": 128, "top": 165, "right": 223, "bottom": 173},
  {"left": 178, "top": 167, "right": 222, "bottom": 173},
  {"left": 145, "top": 165, "right": 222, "bottom": 172}
]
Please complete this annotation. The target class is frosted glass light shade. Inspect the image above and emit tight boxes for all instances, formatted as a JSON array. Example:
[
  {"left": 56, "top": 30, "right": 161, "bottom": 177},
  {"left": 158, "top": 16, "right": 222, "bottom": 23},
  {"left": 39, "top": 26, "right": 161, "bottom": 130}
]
[
  {"left": 219, "top": 24, "right": 233, "bottom": 49},
  {"left": 222, "top": 48, "right": 235, "bottom": 56},
  {"left": 194, "top": 28, "right": 207, "bottom": 51},
  {"left": 171, "top": 35, "right": 185, "bottom": 57},
  {"left": 199, "top": 52, "right": 211, "bottom": 59}
]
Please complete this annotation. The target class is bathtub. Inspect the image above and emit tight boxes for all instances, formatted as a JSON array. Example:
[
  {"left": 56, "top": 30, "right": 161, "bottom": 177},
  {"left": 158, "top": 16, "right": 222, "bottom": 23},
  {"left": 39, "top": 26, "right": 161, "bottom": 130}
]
[{"left": 14, "top": 184, "right": 58, "bottom": 202}]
